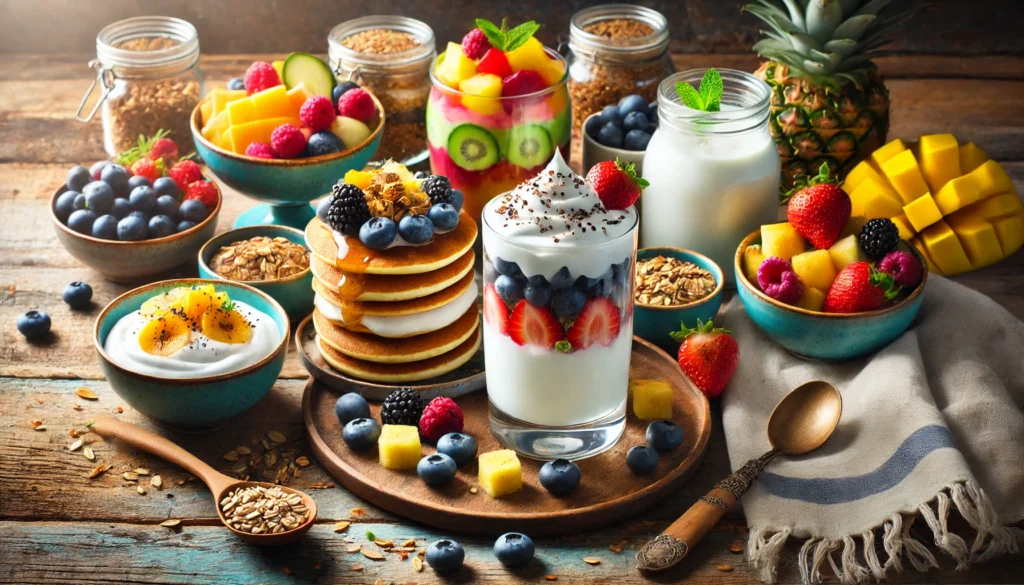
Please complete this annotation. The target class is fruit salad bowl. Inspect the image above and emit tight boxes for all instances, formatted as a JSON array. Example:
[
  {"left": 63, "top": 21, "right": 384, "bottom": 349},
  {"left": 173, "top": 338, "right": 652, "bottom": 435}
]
[
  {"left": 190, "top": 93, "right": 384, "bottom": 230},
  {"left": 734, "top": 230, "right": 928, "bottom": 361}
]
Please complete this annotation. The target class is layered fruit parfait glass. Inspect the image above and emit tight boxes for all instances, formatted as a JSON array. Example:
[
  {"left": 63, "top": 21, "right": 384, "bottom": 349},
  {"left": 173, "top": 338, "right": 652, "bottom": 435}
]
[
  {"left": 481, "top": 151, "right": 639, "bottom": 460},
  {"left": 427, "top": 19, "right": 571, "bottom": 221}
]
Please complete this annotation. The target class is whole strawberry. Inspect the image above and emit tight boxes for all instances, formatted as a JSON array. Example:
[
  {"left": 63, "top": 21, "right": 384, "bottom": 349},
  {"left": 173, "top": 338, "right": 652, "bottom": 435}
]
[
  {"left": 823, "top": 262, "right": 901, "bottom": 313},
  {"left": 185, "top": 180, "right": 219, "bottom": 209},
  {"left": 669, "top": 319, "right": 739, "bottom": 399},
  {"left": 418, "top": 397, "right": 464, "bottom": 443},
  {"left": 168, "top": 160, "right": 203, "bottom": 190},
  {"left": 147, "top": 137, "right": 179, "bottom": 165},
  {"left": 586, "top": 159, "right": 648, "bottom": 211},
  {"left": 785, "top": 163, "right": 850, "bottom": 250},
  {"left": 130, "top": 158, "right": 162, "bottom": 183}
]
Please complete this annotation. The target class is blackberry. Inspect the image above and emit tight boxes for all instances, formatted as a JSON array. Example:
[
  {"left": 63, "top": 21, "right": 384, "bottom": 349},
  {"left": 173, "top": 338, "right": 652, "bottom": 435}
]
[
  {"left": 421, "top": 175, "right": 453, "bottom": 206},
  {"left": 381, "top": 388, "right": 426, "bottom": 426},
  {"left": 859, "top": 218, "right": 900, "bottom": 260},
  {"left": 326, "top": 183, "right": 371, "bottom": 235}
]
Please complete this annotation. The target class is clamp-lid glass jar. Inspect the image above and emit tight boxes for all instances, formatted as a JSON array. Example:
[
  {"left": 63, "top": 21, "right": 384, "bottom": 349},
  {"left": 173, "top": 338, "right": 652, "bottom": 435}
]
[
  {"left": 567, "top": 4, "right": 674, "bottom": 136},
  {"left": 328, "top": 16, "right": 435, "bottom": 166},
  {"left": 77, "top": 16, "right": 204, "bottom": 157}
]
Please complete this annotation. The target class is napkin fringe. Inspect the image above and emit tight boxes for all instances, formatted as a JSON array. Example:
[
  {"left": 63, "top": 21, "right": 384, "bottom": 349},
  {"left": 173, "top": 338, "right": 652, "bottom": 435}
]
[{"left": 748, "top": 480, "right": 1020, "bottom": 585}]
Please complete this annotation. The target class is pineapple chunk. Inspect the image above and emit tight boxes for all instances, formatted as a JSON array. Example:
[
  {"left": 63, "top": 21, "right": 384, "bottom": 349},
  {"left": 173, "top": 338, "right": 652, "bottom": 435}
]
[
  {"left": 458, "top": 73, "right": 503, "bottom": 116},
  {"left": 436, "top": 42, "right": 477, "bottom": 88},
  {"left": 903, "top": 194, "right": 944, "bottom": 232},
  {"left": 209, "top": 88, "right": 248, "bottom": 119},
  {"left": 828, "top": 235, "right": 867, "bottom": 272},
  {"left": 849, "top": 178, "right": 903, "bottom": 220},
  {"left": 741, "top": 244, "right": 766, "bottom": 284},
  {"left": 791, "top": 249, "right": 837, "bottom": 291},
  {"left": 910, "top": 237, "right": 941, "bottom": 274},
  {"left": 200, "top": 99, "right": 213, "bottom": 125},
  {"left": 344, "top": 169, "right": 374, "bottom": 190},
  {"left": 201, "top": 109, "right": 231, "bottom": 143},
  {"left": 920, "top": 220, "right": 972, "bottom": 275},
  {"left": 881, "top": 149, "right": 930, "bottom": 204},
  {"left": 918, "top": 133, "right": 960, "bottom": 192},
  {"left": 226, "top": 96, "right": 257, "bottom": 126},
  {"left": 760, "top": 223, "right": 806, "bottom": 261},
  {"left": 631, "top": 379, "right": 673, "bottom": 420},
  {"left": 843, "top": 161, "right": 884, "bottom": 194},
  {"left": 478, "top": 450, "right": 522, "bottom": 497},
  {"left": 958, "top": 142, "right": 990, "bottom": 174},
  {"left": 796, "top": 287, "right": 826, "bottom": 312},
  {"left": 991, "top": 211, "right": 1024, "bottom": 257},
  {"left": 870, "top": 138, "right": 907, "bottom": 169},
  {"left": 946, "top": 215, "right": 1003, "bottom": 268},
  {"left": 378, "top": 425, "right": 421, "bottom": 470},
  {"left": 891, "top": 214, "right": 916, "bottom": 240},
  {"left": 958, "top": 193, "right": 1024, "bottom": 221},
  {"left": 934, "top": 176, "right": 981, "bottom": 215},
  {"left": 506, "top": 37, "right": 550, "bottom": 74},
  {"left": 965, "top": 160, "right": 1016, "bottom": 199}
]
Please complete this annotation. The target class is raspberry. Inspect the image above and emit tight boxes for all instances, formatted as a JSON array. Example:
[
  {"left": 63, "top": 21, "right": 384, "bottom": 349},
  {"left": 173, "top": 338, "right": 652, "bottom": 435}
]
[
  {"left": 147, "top": 137, "right": 179, "bottom": 164},
  {"left": 461, "top": 28, "right": 490, "bottom": 60},
  {"left": 243, "top": 61, "right": 281, "bottom": 95},
  {"left": 337, "top": 88, "right": 376, "bottom": 124},
  {"left": 130, "top": 158, "right": 162, "bottom": 183},
  {"left": 502, "top": 70, "right": 545, "bottom": 97},
  {"left": 300, "top": 96, "right": 336, "bottom": 132},
  {"left": 244, "top": 141, "right": 275, "bottom": 159},
  {"left": 184, "top": 180, "right": 219, "bottom": 209},
  {"left": 878, "top": 250, "right": 922, "bottom": 287},
  {"left": 270, "top": 124, "right": 307, "bottom": 159},
  {"left": 168, "top": 160, "right": 203, "bottom": 190},
  {"left": 418, "top": 397, "right": 464, "bottom": 443},
  {"left": 757, "top": 257, "right": 803, "bottom": 305}
]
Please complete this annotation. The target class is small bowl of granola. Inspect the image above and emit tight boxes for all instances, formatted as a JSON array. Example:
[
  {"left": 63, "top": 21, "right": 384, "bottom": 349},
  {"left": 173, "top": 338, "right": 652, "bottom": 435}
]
[
  {"left": 198, "top": 225, "right": 313, "bottom": 319},
  {"left": 633, "top": 247, "right": 724, "bottom": 351}
]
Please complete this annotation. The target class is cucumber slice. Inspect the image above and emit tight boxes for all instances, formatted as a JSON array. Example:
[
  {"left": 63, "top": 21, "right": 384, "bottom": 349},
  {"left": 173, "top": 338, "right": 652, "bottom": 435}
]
[{"left": 282, "top": 52, "right": 336, "bottom": 98}]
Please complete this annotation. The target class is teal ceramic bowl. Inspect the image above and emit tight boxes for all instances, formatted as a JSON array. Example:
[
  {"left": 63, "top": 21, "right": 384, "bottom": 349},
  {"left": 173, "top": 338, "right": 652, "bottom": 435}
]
[
  {"left": 198, "top": 225, "right": 314, "bottom": 320},
  {"left": 94, "top": 279, "right": 290, "bottom": 428},
  {"left": 734, "top": 230, "right": 928, "bottom": 361},
  {"left": 633, "top": 247, "right": 724, "bottom": 352},
  {"left": 190, "top": 92, "right": 384, "bottom": 229}
]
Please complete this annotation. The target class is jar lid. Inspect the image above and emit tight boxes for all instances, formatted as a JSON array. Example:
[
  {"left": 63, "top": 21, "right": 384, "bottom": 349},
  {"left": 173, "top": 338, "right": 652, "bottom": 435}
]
[
  {"left": 96, "top": 16, "right": 200, "bottom": 72},
  {"left": 328, "top": 16, "right": 436, "bottom": 72},
  {"left": 569, "top": 4, "right": 669, "bottom": 62}
]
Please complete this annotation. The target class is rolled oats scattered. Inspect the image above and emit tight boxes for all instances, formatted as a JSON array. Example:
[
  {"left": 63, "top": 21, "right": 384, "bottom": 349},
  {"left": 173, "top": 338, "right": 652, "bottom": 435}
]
[
  {"left": 137, "top": 486, "right": 146, "bottom": 495},
  {"left": 412, "top": 556, "right": 424, "bottom": 572},
  {"left": 68, "top": 439, "right": 84, "bottom": 452},
  {"left": 87, "top": 464, "right": 111, "bottom": 478},
  {"left": 334, "top": 521, "right": 351, "bottom": 533},
  {"left": 268, "top": 431, "right": 287, "bottom": 443},
  {"left": 151, "top": 474, "right": 162, "bottom": 489},
  {"left": 75, "top": 387, "right": 99, "bottom": 400},
  {"left": 83, "top": 446, "right": 95, "bottom": 461},
  {"left": 210, "top": 237, "right": 309, "bottom": 282},
  {"left": 159, "top": 519, "right": 181, "bottom": 527},
  {"left": 634, "top": 255, "right": 717, "bottom": 307}
]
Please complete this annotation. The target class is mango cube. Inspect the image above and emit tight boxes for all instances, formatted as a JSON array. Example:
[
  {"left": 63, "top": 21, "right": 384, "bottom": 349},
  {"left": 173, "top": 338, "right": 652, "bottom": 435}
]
[
  {"left": 796, "top": 287, "right": 826, "bottom": 312},
  {"left": 436, "top": 43, "right": 477, "bottom": 88},
  {"left": 910, "top": 237, "right": 941, "bottom": 274},
  {"left": 226, "top": 97, "right": 257, "bottom": 126},
  {"left": 920, "top": 221, "right": 972, "bottom": 275},
  {"left": 760, "top": 222, "right": 806, "bottom": 260},
  {"left": 200, "top": 99, "right": 213, "bottom": 125},
  {"left": 378, "top": 425, "right": 422, "bottom": 470},
  {"left": 201, "top": 109, "right": 231, "bottom": 142},
  {"left": 918, "top": 133, "right": 960, "bottom": 192},
  {"left": 250, "top": 85, "right": 297, "bottom": 120},
  {"left": 843, "top": 160, "right": 884, "bottom": 194},
  {"left": 881, "top": 149, "right": 930, "bottom": 204},
  {"left": 946, "top": 214, "right": 1003, "bottom": 268},
  {"left": 965, "top": 160, "right": 1016, "bottom": 199},
  {"left": 934, "top": 176, "right": 981, "bottom": 215},
  {"left": 631, "top": 379, "right": 673, "bottom": 420},
  {"left": 458, "top": 73, "right": 503, "bottom": 115},
  {"left": 226, "top": 116, "right": 301, "bottom": 154},
  {"left": 902, "top": 194, "right": 944, "bottom": 232},
  {"left": 478, "top": 450, "right": 522, "bottom": 497},
  {"left": 959, "top": 193, "right": 1024, "bottom": 221},
  {"left": 870, "top": 138, "right": 907, "bottom": 169},
  {"left": 828, "top": 234, "right": 867, "bottom": 272},
  {"left": 741, "top": 244, "right": 766, "bottom": 283},
  {"left": 210, "top": 88, "right": 248, "bottom": 119},
  {"left": 849, "top": 178, "right": 903, "bottom": 220},
  {"left": 791, "top": 249, "right": 837, "bottom": 291},
  {"left": 991, "top": 211, "right": 1024, "bottom": 256},
  {"left": 958, "top": 142, "right": 990, "bottom": 174},
  {"left": 287, "top": 83, "right": 313, "bottom": 113},
  {"left": 506, "top": 37, "right": 550, "bottom": 74},
  {"left": 891, "top": 214, "right": 916, "bottom": 240}
]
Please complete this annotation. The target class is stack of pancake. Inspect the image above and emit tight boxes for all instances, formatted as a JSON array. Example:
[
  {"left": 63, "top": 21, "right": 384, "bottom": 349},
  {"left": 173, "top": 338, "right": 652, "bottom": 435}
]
[{"left": 304, "top": 211, "right": 480, "bottom": 383}]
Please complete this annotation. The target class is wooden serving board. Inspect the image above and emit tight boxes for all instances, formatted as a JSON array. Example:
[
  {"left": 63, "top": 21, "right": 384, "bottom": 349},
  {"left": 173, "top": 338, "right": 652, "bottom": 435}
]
[{"left": 302, "top": 337, "right": 711, "bottom": 536}]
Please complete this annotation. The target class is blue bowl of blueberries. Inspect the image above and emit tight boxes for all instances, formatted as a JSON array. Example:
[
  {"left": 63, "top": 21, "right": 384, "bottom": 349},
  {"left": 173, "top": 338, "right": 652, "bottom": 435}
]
[
  {"left": 51, "top": 159, "right": 221, "bottom": 282},
  {"left": 582, "top": 94, "right": 657, "bottom": 178}
]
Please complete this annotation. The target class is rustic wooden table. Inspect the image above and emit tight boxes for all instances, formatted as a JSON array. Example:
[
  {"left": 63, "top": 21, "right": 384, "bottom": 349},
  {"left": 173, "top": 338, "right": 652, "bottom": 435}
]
[{"left": 1, "top": 53, "right": 1022, "bottom": 584}]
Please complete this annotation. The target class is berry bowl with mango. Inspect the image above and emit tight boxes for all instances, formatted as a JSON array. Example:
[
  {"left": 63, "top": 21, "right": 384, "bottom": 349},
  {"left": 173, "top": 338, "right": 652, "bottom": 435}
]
[
  {"left": 191, "top": 54, "right": 384, "bottom": 229},
  {"left": 735, "top": 165, "right": 928, "bottom": 361}
]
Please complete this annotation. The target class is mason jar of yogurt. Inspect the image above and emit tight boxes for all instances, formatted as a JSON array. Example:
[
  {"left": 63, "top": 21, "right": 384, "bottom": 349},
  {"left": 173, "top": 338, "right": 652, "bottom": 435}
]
[
  {"left": 641, "top": 69, "right": 780, "bottom": 284},
  {"left": 481, "top": 151, "right": 638, "bottom": 460}
]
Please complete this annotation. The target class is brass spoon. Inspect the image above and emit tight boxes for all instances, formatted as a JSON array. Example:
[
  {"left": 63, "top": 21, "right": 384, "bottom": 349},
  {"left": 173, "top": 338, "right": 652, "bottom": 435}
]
[
  {"left": 636, "top": 380, "right": 842, "bottom": 572},
  {"left": 91, "top": 415, "right": 317, "bottom": 545}
]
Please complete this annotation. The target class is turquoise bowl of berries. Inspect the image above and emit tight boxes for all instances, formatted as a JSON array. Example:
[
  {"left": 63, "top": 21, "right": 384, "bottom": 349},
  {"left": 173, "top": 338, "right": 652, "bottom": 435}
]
[
  {"left": 633, "top": 247, "right": 724, "bottom": 352},
  {"left": 734, "top": 229, "right": 929, "bottom": 361},
  {"left": 197, "top": 225, "right": 314, "bottom": 320}
]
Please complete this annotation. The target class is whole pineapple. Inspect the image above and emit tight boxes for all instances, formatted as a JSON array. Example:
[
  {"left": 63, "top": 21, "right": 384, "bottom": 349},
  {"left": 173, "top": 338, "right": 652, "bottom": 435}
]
[{"left": 744, "top": 0, "right": 917, "bottom": 196}]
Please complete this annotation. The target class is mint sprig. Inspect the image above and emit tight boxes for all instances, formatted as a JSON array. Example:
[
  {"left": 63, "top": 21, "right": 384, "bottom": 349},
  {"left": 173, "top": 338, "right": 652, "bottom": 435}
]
[
  {"left": 675, "top": 68, "right": 723, "bottom": 113},
  {"left": 475, "top": 18, "right": 541, "bottom": 52}
]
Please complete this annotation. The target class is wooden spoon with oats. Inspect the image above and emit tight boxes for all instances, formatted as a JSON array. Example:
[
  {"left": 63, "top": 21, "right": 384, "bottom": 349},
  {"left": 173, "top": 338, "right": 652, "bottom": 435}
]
[{"left": 91, "top": 415, "right": 317, "bottom": 545}]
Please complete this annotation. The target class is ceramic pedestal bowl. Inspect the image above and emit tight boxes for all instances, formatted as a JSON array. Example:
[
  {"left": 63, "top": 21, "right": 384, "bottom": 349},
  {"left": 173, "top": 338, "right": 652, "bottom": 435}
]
[
  {"left": 734, "top": 230, "right": 928, "bottom": 361},
  {"left": 633, "top": 246, "right": 724, "bottom": 352},
  {"left": 190, "top": 93, "right": 384, "bottom": 230}
]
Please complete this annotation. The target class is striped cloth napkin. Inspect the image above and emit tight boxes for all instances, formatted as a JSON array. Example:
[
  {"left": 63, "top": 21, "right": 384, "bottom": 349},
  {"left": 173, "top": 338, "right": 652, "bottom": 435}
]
[{"left": 721, "top": 275, "right": 1024, "bottom": 584}]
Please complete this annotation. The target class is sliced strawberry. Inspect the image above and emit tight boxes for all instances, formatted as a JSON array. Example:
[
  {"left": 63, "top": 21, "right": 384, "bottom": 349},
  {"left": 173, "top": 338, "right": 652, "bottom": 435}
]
[
  {"left": 567, "top": 297, "right": 621, "bottom": 350},
  {"left": 477, "top": 48, "right": 512, "bottom": 78},
  {"left": 483, "top": 284, "right": 510, "bottom": 336},
  {"left": 508, "top": 300, "right": 564, "bottom": 348}
]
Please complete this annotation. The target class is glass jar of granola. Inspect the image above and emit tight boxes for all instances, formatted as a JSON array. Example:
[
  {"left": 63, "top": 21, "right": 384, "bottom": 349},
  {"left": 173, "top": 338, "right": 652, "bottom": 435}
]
[
  {"left": 329, "top": 16, "right": 435, "bottom": 166},
  {"left": 567, "top": 4, "right": 674, "bottom": 137},
  {"left": 77, "top": 16, "right": 204, "bottom": 157}
]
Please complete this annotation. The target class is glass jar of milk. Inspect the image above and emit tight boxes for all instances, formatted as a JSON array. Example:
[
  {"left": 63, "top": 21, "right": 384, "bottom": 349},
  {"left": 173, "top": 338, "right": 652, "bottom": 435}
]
[{"left": 641, "top": 69, "right": 780, "bottom": 284}]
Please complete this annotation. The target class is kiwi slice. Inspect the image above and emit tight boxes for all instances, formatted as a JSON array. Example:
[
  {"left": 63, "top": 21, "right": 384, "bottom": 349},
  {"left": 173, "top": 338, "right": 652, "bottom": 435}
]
[
  {"left": 447, "top": 124, "right": 499, "bottom": 171},
  {"left": 506, "top": 124, "right": 553, "bottom": 169}
]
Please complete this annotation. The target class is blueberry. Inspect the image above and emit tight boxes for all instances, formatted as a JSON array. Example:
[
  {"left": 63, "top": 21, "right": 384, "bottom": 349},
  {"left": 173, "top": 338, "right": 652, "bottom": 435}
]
[
  {"left": 100, "top": 164, "right": 129, "bottom": 196},
  {"left": 84, "top": 188, "right": 113, "bottom": 215},
  {"left": 153, "top": 176, "right": 181, "bottom": 199},
  {"left": 618, "top": 94, "right": 649, "bottom": 118},
  {"left": 398, "top": 214, "right": 434, "bottom": 244},
  {"left": 342, "top": 418, "right": 381, "bottom": 451},
  {"left": 524, "top": 280, "right": 552, "bottom": 307},
  {"left": 54, "top": 191, "right": 80, "bottom": 222},
  {"left": 67, "top": 209, "right": 97, "bottom": 235},
  {"left": 493, "top": 532, "right": 535, "bottom": 567},
  {"left": 448, "top": 188, "right": 464, "bottom": 212},
  {"left": 62, "top": 281, "right": 93, "bottom": 309},
  {"left": 626, "top": 445, "right": 659, "bottom": 474},
  {"left": 623, "top": 111, "right": 649, "bottom": 132},
  {"left": 333, "top": 80, "right": 359, "bottom": 105},
  {"left": 129, "top": 186, "right": 156, "bottom": 213},
  {"left": 66, "top": 166, "right": 91, "bottom": 192},
  {"left": 91, "top": 214, "right": 119, "bottom": 240},
  {"left": 117, "top": 214, "right": 148, "bottom": 241},
  {"left": 176, "top": 220, "right": 197, "bottom": 233},
  {"left": 425, "top": 539, "right": 465, "bottom": 574},
  {"left": 73, "top": 193, "right": 88, "bottom": 211},
  {"left": 316, "top": 195, "right": 333, "bottom": 223},
  {"left": 495, "top": 274, "right": 524, "bottom": 304},
  {"left": 89, "top": 160, "right": 111, "bottom": 180},
  {"left": 539, "top": 458, "right": 581, "bottom": 495},
  {"left": 227, "top": 77, "right": 245, "bottom": 91},
  {"left": 600, "top": 104, "right": 622, "bottom": 126},
  {"left": 417, "top": 453, "right": 458, "bottom": 486},
  {"left": 359, "top": 217, "right": 398, "bottom": 249},
  {"left": 551, "top": 287, "right": 586, "bottom": 319},
  {"left": 127, "top": 174, "right": 152, "bottom": 193},
  {"left": 335, "top": 393, "right": 371, "bottom": 425},
  {"left": 493, "top": 257, "right": 522, "bottom": 278},
  {"left": 148, "top": 215, "right": 176, "bottom": 239},
  {"left": 428, "top": 203, "right": 460, "bottom": 231},
  {"left": 305, "top": 131, "right": 345, "bottom": 157},
  {"left": 413, "top": 171, "right": 428, "bottom": 179},
  {"left": 436, "top": 432, "right": 478, "bottom": 467},
  {"left": 624, "top": 129, "right": 651, "bottom": 151},
  {"left": 584, "top": 114, "right": 603, "bottom": 139},
  {"left": 179, "top": 199, "right": 209, "bottom": 223},
  {"left": 155, "top": 195, "right": 180, "bottom": 218},
  {"left": 128, "top": 210, "right": 151, "bottom": 223},
  {"left": 597, "top": 123, "right": 624, "bottom": 148},
  {"left": 648, "top": 101, "right": 659, "bottom": 122},
  {"left": 83, "top": 180, "right": 114, "bottom": 205},
  {"left": 110, "top": 198, "right": 133, "bottom": 220},
  {"left": 550, "top": 266, "right": 573, "bottom": 289},
  {"left": 646, "top": 420, "right": 685, "bottom": 453},
  {"left": 16, "top": 310, "right": 51, "bottom": 340}
]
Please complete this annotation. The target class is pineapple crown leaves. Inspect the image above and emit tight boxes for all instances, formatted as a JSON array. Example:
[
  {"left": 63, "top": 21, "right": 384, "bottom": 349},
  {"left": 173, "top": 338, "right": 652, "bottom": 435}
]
[
  {"left": 780, "top": 162, "right": 840, "bottom": 203},
  {"left": 476, "top": 18, "right": 541, "bottom": 53},
  {"left": 615, "top": 159, "right": 650, "bottom": 189},
  {"left": 868, "top": 266, "right": 902, "bottom": 301},
  {"left": 669, "top": 318, "right": 731, "bottom": 343},
  {"left": 115, "top": 129, "right": 171, "bottom": 167},
  {"left": 675, "top": 68, "right": 724, "bottom": 112}
]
